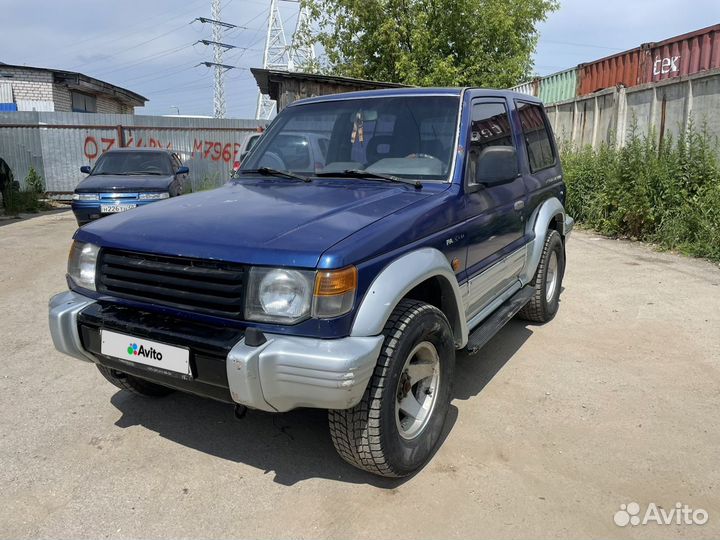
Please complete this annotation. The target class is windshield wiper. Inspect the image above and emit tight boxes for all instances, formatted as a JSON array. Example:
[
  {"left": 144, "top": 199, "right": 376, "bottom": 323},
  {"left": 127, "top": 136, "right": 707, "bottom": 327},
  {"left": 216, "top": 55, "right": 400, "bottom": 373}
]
[
  {"left": 238, "top": 167, "right": 311, "bottom": 183},
  {"left": 316, "top": 169, "right": 422, "bottom": 189}
]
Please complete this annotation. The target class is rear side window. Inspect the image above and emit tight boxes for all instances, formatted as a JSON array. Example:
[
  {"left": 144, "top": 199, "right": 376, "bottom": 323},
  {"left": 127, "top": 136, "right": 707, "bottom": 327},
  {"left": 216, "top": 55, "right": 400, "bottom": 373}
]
[
  {"left": 467, "top": 101, "right": 514, "bottom": 186},
  {"left": 516, "top": 101, "right": 555, "bottom": 172}
]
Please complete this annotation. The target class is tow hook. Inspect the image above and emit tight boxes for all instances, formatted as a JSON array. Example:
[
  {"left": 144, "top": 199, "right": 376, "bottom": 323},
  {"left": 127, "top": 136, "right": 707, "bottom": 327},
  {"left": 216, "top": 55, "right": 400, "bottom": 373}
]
[{"left": 234, "top": 404, "right": 248, "bottom": 420}]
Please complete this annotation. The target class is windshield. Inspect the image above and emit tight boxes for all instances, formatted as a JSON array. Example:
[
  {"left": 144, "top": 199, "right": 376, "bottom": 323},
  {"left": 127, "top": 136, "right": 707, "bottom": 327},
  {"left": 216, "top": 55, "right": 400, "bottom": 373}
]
[
  {"left": 92, "top": 151, "right": 173, "bottom": 175},
  {"left": 242, "top": 95, "right": 460, "bottom": 181}
]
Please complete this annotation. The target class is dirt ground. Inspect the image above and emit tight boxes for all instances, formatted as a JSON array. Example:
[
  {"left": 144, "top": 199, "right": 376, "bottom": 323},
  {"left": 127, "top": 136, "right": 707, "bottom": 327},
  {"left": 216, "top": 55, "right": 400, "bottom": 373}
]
[{"left": 0, "top": 210, "right": 718, "bottom": 539}]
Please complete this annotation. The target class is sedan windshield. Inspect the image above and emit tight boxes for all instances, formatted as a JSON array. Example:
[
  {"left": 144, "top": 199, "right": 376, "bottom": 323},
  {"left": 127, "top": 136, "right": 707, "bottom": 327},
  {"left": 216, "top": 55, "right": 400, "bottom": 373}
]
[
  {"left": 92, "top": 152, "right": 172, "bottom": 175},
  {"left": 242, "top": 95, "right": 460, "bottom": 181}
]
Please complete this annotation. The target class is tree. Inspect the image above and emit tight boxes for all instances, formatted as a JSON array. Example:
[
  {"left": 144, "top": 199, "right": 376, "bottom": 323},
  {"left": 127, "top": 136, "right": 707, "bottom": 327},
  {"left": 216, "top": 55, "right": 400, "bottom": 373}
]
[{"left": 297, "top": 0, "right": 557, "bottom": 88}]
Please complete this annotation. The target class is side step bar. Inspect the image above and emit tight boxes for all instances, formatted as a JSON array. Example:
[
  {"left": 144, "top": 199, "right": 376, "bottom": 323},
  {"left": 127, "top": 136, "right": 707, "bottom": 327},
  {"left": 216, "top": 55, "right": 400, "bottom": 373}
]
[{"left": 465, "top": 286, "right": 535, "bottom": 354}]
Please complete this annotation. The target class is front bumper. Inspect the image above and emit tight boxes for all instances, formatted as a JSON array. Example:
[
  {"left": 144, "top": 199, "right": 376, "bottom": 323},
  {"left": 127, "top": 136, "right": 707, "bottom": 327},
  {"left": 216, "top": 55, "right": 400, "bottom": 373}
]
[
  {"left": 48, "top": 290, "right": 383, "bottom": 412},
  {"left": 71, "top": 199, "right": 159, "bottom": 225},
  {"left": 564, "top": 215, "right": 575, "bottom": 238}
]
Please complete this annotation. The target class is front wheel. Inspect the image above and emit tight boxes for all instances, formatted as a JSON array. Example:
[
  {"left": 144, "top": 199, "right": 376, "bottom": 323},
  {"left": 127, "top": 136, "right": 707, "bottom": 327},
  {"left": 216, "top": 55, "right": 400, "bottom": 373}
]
[{"left": 329, "top": 299, "right": 456, "bottom": 477}]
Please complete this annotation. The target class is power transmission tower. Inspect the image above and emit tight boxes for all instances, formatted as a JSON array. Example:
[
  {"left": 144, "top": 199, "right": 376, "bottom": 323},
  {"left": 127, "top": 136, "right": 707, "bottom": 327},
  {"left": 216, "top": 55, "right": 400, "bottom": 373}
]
[
  {"left": 256, "top": 0, "right": 290, "bottom": 120},
  {"left": 211, "top": 0, "right": 226, "bottom": 118},
  {"left": 288, "top": 3, "right": 315, "bottom": 71},
  {"left": 196, "top": 11, "right": 239, "bottom": 117}
]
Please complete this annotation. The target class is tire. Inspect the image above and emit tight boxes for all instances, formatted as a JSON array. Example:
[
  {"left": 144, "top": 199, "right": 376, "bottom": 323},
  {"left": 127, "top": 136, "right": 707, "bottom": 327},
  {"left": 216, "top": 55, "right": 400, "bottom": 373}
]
[
  {"left": 96, "top": 365, "right": 175, "bottom": 397},
  {"left": 518, "top": 229, "right": 565, "bottom": 323},
  {"left": 329, "top": 299, "right": 456, "bottom": 477}
]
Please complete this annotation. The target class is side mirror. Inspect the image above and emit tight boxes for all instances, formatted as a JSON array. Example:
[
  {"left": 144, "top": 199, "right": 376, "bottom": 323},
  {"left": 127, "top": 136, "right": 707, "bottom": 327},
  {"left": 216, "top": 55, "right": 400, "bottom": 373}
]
[
  {"left": 475, "top": 146, "right": 519, "bottom": 186},
  {"left": 80, "top": 165, "right": 92, "bottom": 174},
  {"left": 176, "top": 166, "right": 189, "bottom": 175}
]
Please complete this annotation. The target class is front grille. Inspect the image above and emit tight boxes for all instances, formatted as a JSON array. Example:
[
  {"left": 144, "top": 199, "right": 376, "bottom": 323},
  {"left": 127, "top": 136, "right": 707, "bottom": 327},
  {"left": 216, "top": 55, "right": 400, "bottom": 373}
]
[{"left": 97, "top": 249, "right": 247, "bottom": 318}]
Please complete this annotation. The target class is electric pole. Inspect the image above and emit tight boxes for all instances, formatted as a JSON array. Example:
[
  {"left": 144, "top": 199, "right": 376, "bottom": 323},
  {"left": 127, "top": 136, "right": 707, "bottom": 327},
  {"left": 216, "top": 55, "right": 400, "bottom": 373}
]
[{"left": 211, "top": 0, "right": 225, "bottom": 118}]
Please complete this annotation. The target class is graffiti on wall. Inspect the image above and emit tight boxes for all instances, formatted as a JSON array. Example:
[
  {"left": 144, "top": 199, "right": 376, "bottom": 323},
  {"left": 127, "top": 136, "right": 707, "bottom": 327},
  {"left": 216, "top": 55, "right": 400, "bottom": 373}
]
[{"left": 83, "top": 135, "right": 243, "bottom": 164}]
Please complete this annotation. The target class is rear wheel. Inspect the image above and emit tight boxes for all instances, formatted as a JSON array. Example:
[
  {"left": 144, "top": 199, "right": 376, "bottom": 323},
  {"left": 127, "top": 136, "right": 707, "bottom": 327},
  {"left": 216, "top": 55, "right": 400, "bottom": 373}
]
[
  {"left": 329, "top": 299, "right": 455, "bottom": 477},
  {"left": 96, "top": 365, "right": 175, "bottom": 397},
  {"left": 518, "top": 229, "right": 565, "bottom": 323}
]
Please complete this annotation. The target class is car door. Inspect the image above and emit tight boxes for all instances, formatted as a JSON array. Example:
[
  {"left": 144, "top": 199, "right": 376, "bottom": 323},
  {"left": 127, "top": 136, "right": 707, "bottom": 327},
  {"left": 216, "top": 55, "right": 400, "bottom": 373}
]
[
  {"left": 463, "top": 98, "right": 528, "bottom": 319},
  {"left": 171, "top": 153, "right": 187, "bottom": 195}
]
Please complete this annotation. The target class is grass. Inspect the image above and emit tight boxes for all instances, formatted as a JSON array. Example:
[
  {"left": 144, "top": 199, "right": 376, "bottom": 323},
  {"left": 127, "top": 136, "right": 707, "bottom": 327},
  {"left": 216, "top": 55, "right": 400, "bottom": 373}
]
[{"left": 561, "top": 120, "right": 720, "bottom": 262}]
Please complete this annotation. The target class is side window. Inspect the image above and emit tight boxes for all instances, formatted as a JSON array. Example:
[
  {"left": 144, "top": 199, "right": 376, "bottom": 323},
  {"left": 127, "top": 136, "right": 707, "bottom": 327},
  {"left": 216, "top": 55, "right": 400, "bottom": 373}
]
[
  {"left": 171, "top": 154, "right": 182, "bottom": 170},
  {"left": 468, "top": 101, "right": 514, "bottom": 185},
  {"left": 517, "top": 101, "right": 555, "bottom": 172}
]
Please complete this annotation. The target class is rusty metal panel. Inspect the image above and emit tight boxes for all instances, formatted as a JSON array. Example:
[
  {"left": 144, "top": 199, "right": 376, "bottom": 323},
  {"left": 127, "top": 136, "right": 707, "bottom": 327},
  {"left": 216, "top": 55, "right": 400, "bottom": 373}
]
[
  {"left": 510, "top": 79, "right": 538, "bottom": 96},
  {"left": 578, "top": 47, "right": 646, "bottom": 96},
  {"left": 642, "top": 24, "right": 720, "bottom": 83},
  {"left": 0, "top": 112, "right": 266, "bottom": 195}
]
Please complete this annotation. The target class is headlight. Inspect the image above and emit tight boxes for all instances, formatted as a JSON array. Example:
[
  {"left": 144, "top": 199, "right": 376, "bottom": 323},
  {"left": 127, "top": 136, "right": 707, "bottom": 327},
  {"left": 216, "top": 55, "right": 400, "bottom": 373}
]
[
  {"left": 138, "top": 192, "right": 170, "bottom": 200},
  {"left": 245, "top": 265, "right": 358, "bottom": 324},
  {"left": 246, "top": 268, "right": 314, "bottom": 323},
  {"left": 67, "top": 241, "right": 100, "bottom": 291},
  {"left": 72, "top": 193, "right": 99, "bottom": 201}
]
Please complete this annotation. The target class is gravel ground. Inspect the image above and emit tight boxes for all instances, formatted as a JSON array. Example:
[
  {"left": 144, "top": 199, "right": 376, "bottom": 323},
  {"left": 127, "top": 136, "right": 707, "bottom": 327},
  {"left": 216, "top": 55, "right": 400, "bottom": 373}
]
[{"left": 0, "top": 210, "right": 718, "bottom": 539}]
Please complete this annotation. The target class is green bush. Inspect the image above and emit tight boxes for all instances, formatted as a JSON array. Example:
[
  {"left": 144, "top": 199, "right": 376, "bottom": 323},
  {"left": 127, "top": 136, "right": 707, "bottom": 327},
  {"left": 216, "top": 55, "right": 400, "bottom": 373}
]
[
  {"left": 25, "top": 166, "right": 45, "bottom": 194},
  {"left": 2, "top": 167, "right": 47, "bottom": 214},
  {"left": 561, "top": 121, "right": 720, "bottom": 262}
]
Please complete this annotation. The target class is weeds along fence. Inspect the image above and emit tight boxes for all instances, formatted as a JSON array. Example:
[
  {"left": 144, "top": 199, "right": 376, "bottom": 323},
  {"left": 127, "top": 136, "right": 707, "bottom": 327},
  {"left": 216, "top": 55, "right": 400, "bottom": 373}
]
[
  {"left": 560, "top": 121, "right": 720, "bottom": 262},
  {"left": 0, "top": 112, "right": 265, "bottom": 198},
  {"left": 548, "top": 68, "right": 720, "bottom": 262}
]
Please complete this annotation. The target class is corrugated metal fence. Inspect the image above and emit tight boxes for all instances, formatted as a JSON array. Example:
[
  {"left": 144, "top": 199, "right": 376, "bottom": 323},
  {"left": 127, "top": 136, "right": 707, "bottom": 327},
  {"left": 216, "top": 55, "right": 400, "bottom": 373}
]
[{"left": 0, "top": 112, "right": 265, "bottom": 196}]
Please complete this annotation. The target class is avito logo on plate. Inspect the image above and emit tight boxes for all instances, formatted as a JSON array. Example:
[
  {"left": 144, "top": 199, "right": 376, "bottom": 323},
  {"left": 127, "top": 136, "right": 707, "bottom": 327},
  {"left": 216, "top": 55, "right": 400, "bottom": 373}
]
[{"left": 127, "top": 342, "right": 163, "bottom": 361}]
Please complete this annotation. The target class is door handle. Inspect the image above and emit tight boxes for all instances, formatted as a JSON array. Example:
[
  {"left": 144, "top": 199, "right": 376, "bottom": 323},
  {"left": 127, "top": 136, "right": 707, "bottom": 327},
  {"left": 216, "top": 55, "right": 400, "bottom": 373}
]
[{"left": 514, "top": 201, "right": 525, "bottom": 211}]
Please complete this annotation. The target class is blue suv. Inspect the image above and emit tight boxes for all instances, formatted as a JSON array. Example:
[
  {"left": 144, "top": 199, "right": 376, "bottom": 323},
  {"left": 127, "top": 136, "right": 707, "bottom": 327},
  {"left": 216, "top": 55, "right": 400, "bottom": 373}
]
[{"left": 50, "top": 88, "right": 573, "bottom": 477}]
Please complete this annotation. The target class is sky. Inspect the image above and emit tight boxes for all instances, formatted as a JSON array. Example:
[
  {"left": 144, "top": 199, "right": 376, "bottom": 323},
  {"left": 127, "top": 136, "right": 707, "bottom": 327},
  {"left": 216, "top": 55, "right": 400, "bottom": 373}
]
[{"left": 0, "top": 0, "right": 718, "bottom": 118}]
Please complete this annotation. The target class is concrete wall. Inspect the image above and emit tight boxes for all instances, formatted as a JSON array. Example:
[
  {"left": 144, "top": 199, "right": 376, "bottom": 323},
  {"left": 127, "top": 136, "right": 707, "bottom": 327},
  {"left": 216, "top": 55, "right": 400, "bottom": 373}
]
[
  {"left": 0, "top": 112, "right": 265, "bottom": 196},
  {"left": 545, "top": 68, "right": 720, "bottom": 153}
]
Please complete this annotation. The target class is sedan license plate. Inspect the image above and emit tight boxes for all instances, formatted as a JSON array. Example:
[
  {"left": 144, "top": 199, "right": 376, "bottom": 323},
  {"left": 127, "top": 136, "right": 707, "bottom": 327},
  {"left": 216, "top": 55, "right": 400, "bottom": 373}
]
[
  {"left": 101, "top": 204, "right": 137, "bottom": 213},
  {"left": 100, "top": 329, "right": 191, "bottom": 376}
]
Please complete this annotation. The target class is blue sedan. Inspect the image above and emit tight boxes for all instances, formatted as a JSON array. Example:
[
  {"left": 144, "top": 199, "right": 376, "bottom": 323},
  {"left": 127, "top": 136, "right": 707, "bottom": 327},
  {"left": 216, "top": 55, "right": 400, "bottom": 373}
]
[{"left": 72, "top": 148, "right": 189, "bottom": 226}]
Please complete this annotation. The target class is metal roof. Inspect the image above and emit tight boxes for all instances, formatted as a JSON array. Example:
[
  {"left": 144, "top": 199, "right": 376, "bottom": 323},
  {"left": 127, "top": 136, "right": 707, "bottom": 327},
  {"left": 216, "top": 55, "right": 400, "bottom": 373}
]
[
  {"left": 251, "top": 68, "right": 407, "bottom": 96},
  {"left": 0, "top": 62, "right": 147, "bottom": 106}
]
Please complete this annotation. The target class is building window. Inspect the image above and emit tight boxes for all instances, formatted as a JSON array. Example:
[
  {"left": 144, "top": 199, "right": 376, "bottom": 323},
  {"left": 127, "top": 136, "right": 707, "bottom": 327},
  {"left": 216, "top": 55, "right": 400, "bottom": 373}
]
[{"left": 71, "top": 91, "right": 96, "bottom": 113}]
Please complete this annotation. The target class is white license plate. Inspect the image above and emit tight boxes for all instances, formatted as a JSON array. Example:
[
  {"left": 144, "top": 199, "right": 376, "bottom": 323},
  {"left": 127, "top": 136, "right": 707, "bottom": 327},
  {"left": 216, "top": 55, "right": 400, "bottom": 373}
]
[
  {"left": 100, "top": 329, "right": 191, "bottom": 376},
  {"left": 101, "top": 204, "right": 137, "bottom": 213}
]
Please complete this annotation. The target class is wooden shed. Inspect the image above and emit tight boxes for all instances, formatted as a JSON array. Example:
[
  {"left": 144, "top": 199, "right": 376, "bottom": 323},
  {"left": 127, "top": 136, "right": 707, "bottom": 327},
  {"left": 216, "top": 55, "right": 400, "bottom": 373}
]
[{"left": 250, "top": 68, "right": 407, "bottom": 113}]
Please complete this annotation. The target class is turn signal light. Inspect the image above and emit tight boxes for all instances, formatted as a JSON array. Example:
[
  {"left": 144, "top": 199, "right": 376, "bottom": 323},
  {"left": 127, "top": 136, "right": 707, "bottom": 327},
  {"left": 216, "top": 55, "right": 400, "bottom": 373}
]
[{"left": 312, "top": 266, "right": 358, "bottom": 318}]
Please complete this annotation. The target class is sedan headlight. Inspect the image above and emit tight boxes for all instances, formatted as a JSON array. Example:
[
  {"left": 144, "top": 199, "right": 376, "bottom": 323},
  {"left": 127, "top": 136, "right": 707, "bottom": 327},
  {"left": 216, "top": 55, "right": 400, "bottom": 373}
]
[
  {"left": 67, "top": 241, "right": 100, "bottom": 291},
  {"left": 72, "top": 193, "right": 99, "bottom": 201},
  {"left": 245, "top": 266, "right": 358, "bottom": 324},
  {"left": 138, "top": 192, "right": 170, "bottom": 200}
]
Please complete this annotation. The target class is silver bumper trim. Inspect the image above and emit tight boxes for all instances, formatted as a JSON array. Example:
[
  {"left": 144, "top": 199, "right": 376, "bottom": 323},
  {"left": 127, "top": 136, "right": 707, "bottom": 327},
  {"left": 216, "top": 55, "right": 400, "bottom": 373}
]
[
  {"left": 48, "top": 290, "right": 97, "bottom": 362},
  {"left": 48, "top": 289, "right": 384, "bottom": 413},
  {"left": 227, "top": 334, "right": 384, "bottom": 412}
]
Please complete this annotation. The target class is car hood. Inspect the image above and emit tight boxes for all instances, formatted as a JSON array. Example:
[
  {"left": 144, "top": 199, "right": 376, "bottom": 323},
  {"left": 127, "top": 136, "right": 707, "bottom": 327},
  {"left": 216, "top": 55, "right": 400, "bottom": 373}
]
[
  {"left": 75, "top": 174, "right": 174, "bottom": 192},
  {"left": 76, "top": 179, "right": 434, "bottom": 268}
]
